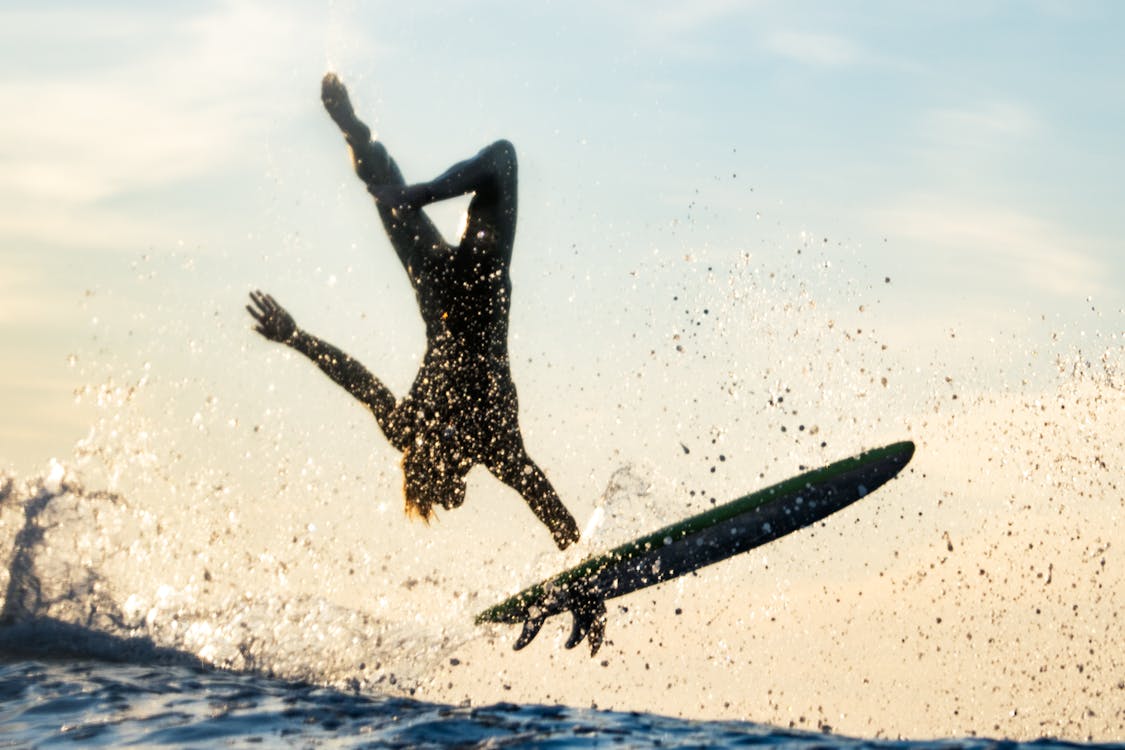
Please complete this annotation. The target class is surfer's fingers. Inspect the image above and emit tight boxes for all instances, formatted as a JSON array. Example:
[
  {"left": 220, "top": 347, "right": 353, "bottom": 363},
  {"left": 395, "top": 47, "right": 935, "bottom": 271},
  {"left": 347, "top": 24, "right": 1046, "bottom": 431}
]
[
  {"left": 249, "top": 290, "right": 276, "bottom": 314},
  {"left": 248, "top": 293, "right": 275, "bottom": 320},
  {"left": 246, "top": 304, "right": 265, "bottom": 323}
]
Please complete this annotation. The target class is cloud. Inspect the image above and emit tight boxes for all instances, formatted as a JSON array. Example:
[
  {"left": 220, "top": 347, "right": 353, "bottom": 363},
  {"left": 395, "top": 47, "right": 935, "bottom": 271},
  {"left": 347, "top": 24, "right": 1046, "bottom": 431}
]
[
  {"left": 876, "top": 102, "right": 1109, "bottom": 301},
  {"left": 641, "top": 0, "right": 758, "bottom": 34},
  {"left": 593, "top": 0, "right": 762, "bottom": 60},
  {"left": 922, "top": 101, "right": 1042, "bottom": 150},
  {"left": 872, "top": 194, "right": 1107, "bottom": 298},
  {"left": 0, "top": 2, "right": 323, "bottom": 250},
  {"left": 761, "top": 29, "right": 865, "bottom": 67}
]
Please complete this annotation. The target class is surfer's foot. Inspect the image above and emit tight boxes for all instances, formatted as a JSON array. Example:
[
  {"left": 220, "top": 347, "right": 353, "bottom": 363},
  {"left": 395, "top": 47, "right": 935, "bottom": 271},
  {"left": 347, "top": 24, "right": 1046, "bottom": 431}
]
[
  {"left": 551, "top": 516, "right": 581, "bottom": 551},
  {"left": 321, "top": 72, "right": 371, "bottom": 142}
]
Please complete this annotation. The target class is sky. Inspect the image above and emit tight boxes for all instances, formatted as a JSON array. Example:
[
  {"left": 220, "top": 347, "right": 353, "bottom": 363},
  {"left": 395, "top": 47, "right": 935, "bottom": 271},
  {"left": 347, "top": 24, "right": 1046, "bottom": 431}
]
[{"left": 1, "top": 0, "right": 1122, "bottom": 479}]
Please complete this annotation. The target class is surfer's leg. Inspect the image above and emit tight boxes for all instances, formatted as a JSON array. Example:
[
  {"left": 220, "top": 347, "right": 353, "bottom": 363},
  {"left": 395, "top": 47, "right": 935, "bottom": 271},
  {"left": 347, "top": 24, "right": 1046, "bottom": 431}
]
[
  {"left": 460, "top": 140, "right": 518, "bottom": 264},
  {"left": 321, "top": 73, "right": 448, "bottom": 267},
  {"left": 363, "top": 140, "right": 518, "bottom": 266},
  {"left": 381, "top": 140, "right": 518, "bottom": 264},
  {"left": 487, "top": 446, "right": 579, "bottom": 550}
]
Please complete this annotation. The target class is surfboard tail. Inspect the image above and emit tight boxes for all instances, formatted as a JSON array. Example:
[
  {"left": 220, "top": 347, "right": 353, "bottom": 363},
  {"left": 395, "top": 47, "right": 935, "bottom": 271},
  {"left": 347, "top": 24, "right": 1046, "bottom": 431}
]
[{"left": 478, "top": 441, "right": 916, "bottom": 657}]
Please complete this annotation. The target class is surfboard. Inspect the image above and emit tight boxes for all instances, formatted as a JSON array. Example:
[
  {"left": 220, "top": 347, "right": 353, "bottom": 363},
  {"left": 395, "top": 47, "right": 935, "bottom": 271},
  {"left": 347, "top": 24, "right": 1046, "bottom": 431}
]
[{"left": 476, "top": 440, "right": 915, "bottom": 654}]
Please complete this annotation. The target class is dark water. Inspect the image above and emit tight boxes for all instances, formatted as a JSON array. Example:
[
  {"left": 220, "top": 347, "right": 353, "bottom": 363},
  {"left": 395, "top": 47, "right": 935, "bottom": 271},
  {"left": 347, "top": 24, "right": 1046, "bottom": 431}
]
[{"left": 0, "top": 657, "right": 1118, "bottom": 749}]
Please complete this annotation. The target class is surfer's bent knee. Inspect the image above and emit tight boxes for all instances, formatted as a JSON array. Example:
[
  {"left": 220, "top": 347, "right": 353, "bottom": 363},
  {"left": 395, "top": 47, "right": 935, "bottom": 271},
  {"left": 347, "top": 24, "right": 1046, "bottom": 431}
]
[{"left": 482, "top": 139, "right": 517, "bottom": 172}]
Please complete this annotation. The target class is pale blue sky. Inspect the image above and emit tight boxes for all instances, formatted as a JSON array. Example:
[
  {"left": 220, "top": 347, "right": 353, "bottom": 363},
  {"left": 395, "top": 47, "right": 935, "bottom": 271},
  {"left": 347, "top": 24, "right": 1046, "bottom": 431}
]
[{"left": 1, "top": 1, "right": 1122, "bottom": 479}]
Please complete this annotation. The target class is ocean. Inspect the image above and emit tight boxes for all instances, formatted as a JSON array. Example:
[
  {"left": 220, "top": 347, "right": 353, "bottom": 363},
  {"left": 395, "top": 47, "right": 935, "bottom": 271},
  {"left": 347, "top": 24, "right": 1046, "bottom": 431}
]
[{"left": 3, "top": 658, "right": 1121, "bottom": 748}]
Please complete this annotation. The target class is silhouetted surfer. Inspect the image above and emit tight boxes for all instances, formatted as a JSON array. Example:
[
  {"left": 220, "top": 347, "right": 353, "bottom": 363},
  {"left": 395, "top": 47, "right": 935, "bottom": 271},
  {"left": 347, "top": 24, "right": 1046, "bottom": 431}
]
[{"left": 247, "top": 73, "right": 579, "bottom": 550}]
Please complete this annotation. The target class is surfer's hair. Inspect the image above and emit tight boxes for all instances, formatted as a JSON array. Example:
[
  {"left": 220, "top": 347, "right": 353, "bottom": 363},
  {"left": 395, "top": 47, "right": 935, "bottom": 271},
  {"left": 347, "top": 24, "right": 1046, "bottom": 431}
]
[{"left": 401, "top": 446, "right": 466, "bottom": 520}]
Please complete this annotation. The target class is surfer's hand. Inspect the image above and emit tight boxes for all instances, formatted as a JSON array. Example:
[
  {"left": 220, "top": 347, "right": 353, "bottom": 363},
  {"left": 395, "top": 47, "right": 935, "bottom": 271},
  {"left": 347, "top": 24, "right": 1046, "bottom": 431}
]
[{"left": 247, "top": 290, "right": 297, "bottom": 344}]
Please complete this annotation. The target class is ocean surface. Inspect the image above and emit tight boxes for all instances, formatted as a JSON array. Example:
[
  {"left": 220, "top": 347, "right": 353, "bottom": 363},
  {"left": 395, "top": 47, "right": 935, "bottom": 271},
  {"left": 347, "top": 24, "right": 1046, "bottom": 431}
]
[{"left": 1, "top": 657, "right": 1119, "bottom": 749}]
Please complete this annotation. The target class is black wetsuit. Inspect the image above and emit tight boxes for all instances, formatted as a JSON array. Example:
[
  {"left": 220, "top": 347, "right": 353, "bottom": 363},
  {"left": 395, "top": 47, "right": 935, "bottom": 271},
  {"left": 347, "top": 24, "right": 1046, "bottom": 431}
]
[{"left": 247, "top": 74, "right": 579, "bottom": 550}]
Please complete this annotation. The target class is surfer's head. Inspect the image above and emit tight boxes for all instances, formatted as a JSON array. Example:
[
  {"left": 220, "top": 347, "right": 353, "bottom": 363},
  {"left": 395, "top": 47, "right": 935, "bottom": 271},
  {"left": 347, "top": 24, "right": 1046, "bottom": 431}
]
[{"left": 401, "top": 446, "right": 467, "bottom": 520}]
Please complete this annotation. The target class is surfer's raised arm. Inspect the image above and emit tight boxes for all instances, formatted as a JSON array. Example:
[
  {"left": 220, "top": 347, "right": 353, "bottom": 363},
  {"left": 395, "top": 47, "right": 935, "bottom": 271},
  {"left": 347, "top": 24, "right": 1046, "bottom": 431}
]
[{"left": 246, "top": 291, "right": 399, "bottom": 443}]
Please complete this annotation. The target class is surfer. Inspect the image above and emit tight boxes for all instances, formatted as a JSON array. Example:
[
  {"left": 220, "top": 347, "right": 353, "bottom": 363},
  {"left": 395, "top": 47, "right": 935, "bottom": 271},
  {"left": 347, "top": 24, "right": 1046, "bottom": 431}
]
[{"left": 246, "top": 73, "right": 580, "bottom": 550}]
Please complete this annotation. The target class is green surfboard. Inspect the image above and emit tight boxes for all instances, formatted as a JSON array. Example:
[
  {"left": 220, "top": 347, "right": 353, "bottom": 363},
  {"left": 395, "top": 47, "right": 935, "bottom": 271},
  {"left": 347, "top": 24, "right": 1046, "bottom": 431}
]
[{"left": 477, "top": 441, "right": 915, "bottom": 654}]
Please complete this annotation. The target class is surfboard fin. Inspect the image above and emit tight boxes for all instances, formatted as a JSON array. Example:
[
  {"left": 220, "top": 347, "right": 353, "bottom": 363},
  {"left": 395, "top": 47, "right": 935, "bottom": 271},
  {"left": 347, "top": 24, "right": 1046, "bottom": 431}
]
[
  {"left": 513, "top": 613, "right": 546, "bottom": 650},
  {"left": 564, "top": 595, "right": 607, "bottom": 655},
  {"left": 585, "top": 610, "right": 606, "bottom": 655}
]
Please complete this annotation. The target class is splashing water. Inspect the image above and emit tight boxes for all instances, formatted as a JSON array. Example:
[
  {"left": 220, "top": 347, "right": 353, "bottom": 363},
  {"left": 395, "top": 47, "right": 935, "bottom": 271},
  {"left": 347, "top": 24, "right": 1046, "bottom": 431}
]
[{"left": 2, "top": 242, "right": 1122, "bottom": 740}]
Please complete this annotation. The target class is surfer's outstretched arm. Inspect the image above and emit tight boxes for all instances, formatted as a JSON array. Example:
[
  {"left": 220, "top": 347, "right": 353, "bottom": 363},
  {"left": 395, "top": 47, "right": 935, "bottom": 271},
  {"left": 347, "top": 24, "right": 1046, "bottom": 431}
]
[
  {"left": 486, "top": 447, "right": 579, "bottom": 550},
  {"left": 247, "top": 291, "right": 399, "bottom": 440}
]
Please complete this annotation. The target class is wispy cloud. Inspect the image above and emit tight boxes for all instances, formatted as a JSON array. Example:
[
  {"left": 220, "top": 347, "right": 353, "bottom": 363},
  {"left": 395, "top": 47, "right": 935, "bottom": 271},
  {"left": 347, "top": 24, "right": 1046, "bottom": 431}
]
[
  {"left": 921, "top": 101, "right": 1042, "bottom": 150},
  {"left": 872, "top": 194, "right": 1106, "bottom": 298},
  {"left": 595, "top": 0, "right": 762, "bottom": 60},
  {"left": 590, "top": 2, "right": 874, "bottom": 70},
  {"left": 761, "top": 29, "right": 865, "bottom": 67},
  {"left": 876, "top": 101, "right": 1105, "bottom": 300},
  {"left": 640, "top": 0, "right": 759, "bottom": 35},
  {"left": 0, "top": 2, "right": 322, "bottom": 250}
]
